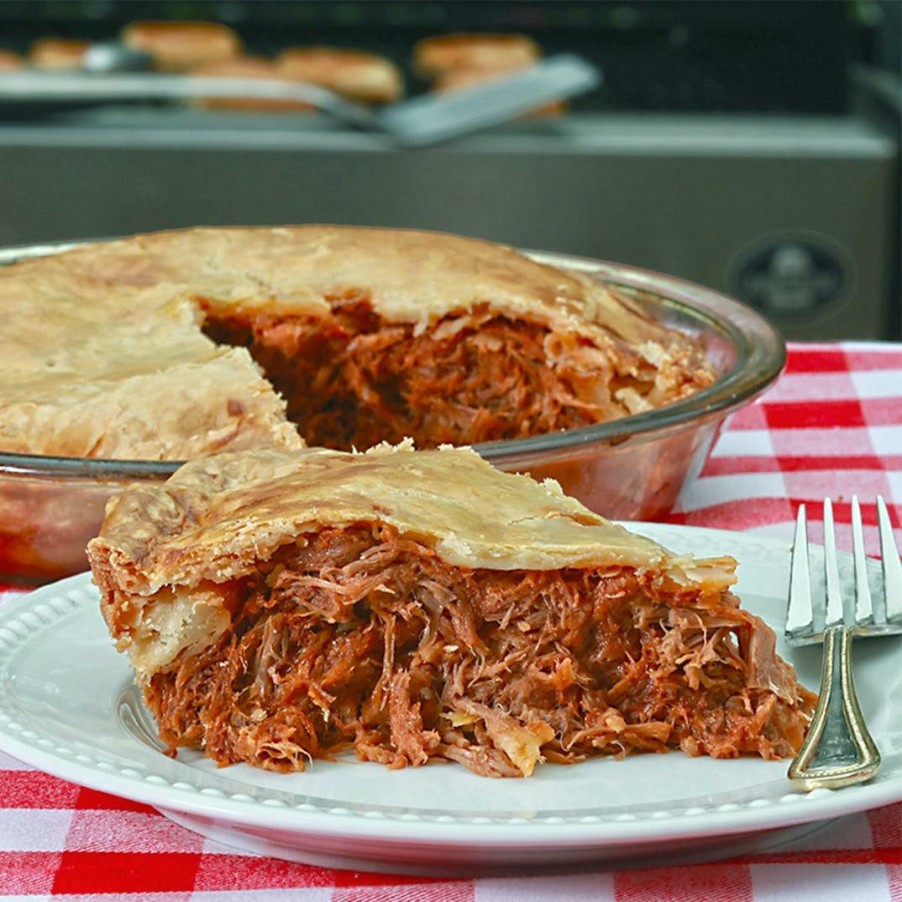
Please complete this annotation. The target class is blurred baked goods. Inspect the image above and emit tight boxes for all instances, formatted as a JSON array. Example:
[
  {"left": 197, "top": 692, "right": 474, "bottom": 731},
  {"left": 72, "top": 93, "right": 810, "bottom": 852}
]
[
  {"left": 413, "top": 33, "right": 562, "bottom": 118},
  {"left": 121, "top": 20, "right": 241, "bottom": 72},
  {"left": 0, "top": 49, "right": 24, "bottom": 71},
  {"left": 29, "top": 38, "right": 90, "bottom": 70},
  {"left": 413, "top": 33, "right": 540, "bottom": 77},
  {"left": 190, "top": 56, "right": 314, "bottom": 112},
  {"left": 278, "top": 47, "right": 403, "bottom": 104}
]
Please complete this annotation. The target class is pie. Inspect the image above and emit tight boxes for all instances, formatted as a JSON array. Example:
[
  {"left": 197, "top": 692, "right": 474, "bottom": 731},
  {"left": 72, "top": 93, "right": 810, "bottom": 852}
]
[
  {"left": 87, "top": 444, "right": 815, "bottom": 777},
  {"left": 0, "top": 225, "right": 714, "bottom": 460}
]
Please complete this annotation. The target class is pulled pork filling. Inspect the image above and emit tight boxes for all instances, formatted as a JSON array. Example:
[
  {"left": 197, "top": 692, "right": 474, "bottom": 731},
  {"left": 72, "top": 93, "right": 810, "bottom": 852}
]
[
  {"left": 201, "top": 297, "right": 712, "bottom": 450},
  {"left": 145, "top": 524, "right": 815, "bottom": 777}
]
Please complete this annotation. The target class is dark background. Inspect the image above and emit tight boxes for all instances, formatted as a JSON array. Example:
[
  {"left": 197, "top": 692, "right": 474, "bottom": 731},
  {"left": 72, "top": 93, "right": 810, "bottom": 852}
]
[{"left": 0, "top": 0, "right": 894, "bottom": 113}]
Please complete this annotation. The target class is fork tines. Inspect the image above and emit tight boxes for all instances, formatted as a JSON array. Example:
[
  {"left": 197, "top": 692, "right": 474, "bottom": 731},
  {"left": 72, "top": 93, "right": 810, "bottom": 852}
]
[
  {"left": 878, "top": 496, "right": 902, "bottom": 623},
  {"left": 786, "top": 495, "right": 902, "bottom": 646}
]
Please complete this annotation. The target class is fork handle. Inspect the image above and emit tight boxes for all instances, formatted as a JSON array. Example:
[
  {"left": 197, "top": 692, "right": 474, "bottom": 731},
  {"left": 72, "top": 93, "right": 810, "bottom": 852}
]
[{"left": 788, "top": 626, "right": 881, "bottom": 790}]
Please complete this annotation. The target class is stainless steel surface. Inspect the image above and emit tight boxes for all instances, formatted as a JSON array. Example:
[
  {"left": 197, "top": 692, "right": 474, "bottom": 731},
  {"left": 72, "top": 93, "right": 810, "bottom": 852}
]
[
  {"left": 786, "top": 498, "right": 902, "bottom": 791},
  {"left": 0, "top": 112, "right": 894, "bottom": 339}
]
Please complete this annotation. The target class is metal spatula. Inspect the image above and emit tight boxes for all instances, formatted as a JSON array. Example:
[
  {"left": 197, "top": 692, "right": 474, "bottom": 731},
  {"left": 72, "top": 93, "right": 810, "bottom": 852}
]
[
  {"left": 0, "top": 53, "right": 600, "bottom": 146},
  {"left": 379, "top": 54, "right": 601, "bottom": 145},
  {"left": 0, "top": 69, "right": 381, "bottom": 130}
]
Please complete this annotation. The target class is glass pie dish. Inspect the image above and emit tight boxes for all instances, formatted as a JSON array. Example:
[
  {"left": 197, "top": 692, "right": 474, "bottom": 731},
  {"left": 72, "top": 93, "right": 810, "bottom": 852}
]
[{"left": 0, "top": 242, "right": 784, "bottom": 586}]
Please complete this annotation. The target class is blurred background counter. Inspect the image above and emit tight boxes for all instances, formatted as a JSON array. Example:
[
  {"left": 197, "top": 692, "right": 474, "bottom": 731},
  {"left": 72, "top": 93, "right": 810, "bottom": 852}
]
[{"left": 0, "top": 0, "right": 899, "bottom": 341}]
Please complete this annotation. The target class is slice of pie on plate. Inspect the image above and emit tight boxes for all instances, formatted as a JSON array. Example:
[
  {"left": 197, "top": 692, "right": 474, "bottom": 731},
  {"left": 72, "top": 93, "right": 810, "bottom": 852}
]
[{"left": 87, "top": 443, "right": 815, "bottom": 778}]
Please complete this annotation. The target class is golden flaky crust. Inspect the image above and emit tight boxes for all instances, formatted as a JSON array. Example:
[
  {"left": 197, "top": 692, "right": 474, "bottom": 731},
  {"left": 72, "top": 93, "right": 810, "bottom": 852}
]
[
  {"left": 0, "top": 225, "right": 710, "bottom": 459},
  {"left": 87, "top": 444, "right": 736, "bottom": 679},
  {"left": 0, "top": 269, "right": 302, "bottom": 458},
  {"left": 90, "top": 443, "right": 685, "bottom": 587}
]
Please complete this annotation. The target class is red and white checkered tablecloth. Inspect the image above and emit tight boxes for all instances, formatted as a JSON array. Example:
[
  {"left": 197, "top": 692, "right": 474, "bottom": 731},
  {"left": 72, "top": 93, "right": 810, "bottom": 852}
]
[{"left": 0, "top": 341, "right": 900, "bottom": 900}]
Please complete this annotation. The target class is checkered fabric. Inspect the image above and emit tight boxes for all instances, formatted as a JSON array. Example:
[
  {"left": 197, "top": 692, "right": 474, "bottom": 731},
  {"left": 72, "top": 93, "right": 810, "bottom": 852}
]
[{"left": 0, "top": 341, "right": 900, "bottom": 900}]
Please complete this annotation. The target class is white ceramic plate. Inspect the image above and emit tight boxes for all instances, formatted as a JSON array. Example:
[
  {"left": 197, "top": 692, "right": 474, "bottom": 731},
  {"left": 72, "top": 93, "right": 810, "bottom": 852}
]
[{"left": 0, "top": 523, "right": 899, "bottom": 875}]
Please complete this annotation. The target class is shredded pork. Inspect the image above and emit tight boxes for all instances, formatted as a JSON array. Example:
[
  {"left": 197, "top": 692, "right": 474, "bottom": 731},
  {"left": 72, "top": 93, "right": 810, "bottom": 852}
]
[
  {"left": 201, "top": 297, "right": 712, "bottom": 450},
  {"left": 145, "top": 524, "right": 815, "bottom": 777}
]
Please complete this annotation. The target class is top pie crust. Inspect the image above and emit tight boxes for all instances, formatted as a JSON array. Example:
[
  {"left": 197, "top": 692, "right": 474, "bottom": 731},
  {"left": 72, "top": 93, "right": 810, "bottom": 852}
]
[
  {"left": 89, "top": 442, "right": 730, "bottom": 597},
  {"left": 0, "top": 225, "right": 711, "bottom": 459}
]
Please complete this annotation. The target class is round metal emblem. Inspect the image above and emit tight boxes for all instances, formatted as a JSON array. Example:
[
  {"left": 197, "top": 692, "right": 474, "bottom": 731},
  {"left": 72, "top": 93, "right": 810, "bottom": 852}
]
[{"left": 730, "top": 232, "right": 852, "bottom": 317}]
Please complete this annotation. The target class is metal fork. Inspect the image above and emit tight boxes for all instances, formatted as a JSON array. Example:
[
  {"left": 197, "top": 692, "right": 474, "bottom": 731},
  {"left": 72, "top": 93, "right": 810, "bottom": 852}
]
[{"left": 785, "top": 496, "right": 902, "bottom": 790}]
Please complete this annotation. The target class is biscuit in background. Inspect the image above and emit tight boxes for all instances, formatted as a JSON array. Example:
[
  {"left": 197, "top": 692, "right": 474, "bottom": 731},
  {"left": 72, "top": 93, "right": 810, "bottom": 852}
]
[
  {"left": 413, "top": 33, "right": 540, "bottom": 78},
  {"left": 0, "top": 49, "right": 24, "bottom": 70},
  {"left": 121, "top": 20, "right": 241, "bottom": 72},
  {"left": 278, "top": 47, "right": 403, "bottom": 104},
  {"left": 29, "top": 38, "right": 90, "bottom": 70}
]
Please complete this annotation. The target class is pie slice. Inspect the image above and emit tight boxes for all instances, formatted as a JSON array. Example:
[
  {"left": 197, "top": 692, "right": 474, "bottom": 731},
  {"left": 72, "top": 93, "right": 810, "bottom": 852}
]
[{"left": 87, "top": 444, "right": 815, "bottom": 778}]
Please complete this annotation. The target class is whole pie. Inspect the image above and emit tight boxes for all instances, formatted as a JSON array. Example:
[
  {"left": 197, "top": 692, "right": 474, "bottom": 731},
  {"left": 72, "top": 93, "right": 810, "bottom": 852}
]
[
  {"left": 88, "top": 444, "right": 815, "bottom": 777},
  {"left": 0, "top": 226, "right": 714, "bottom": 460}
]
